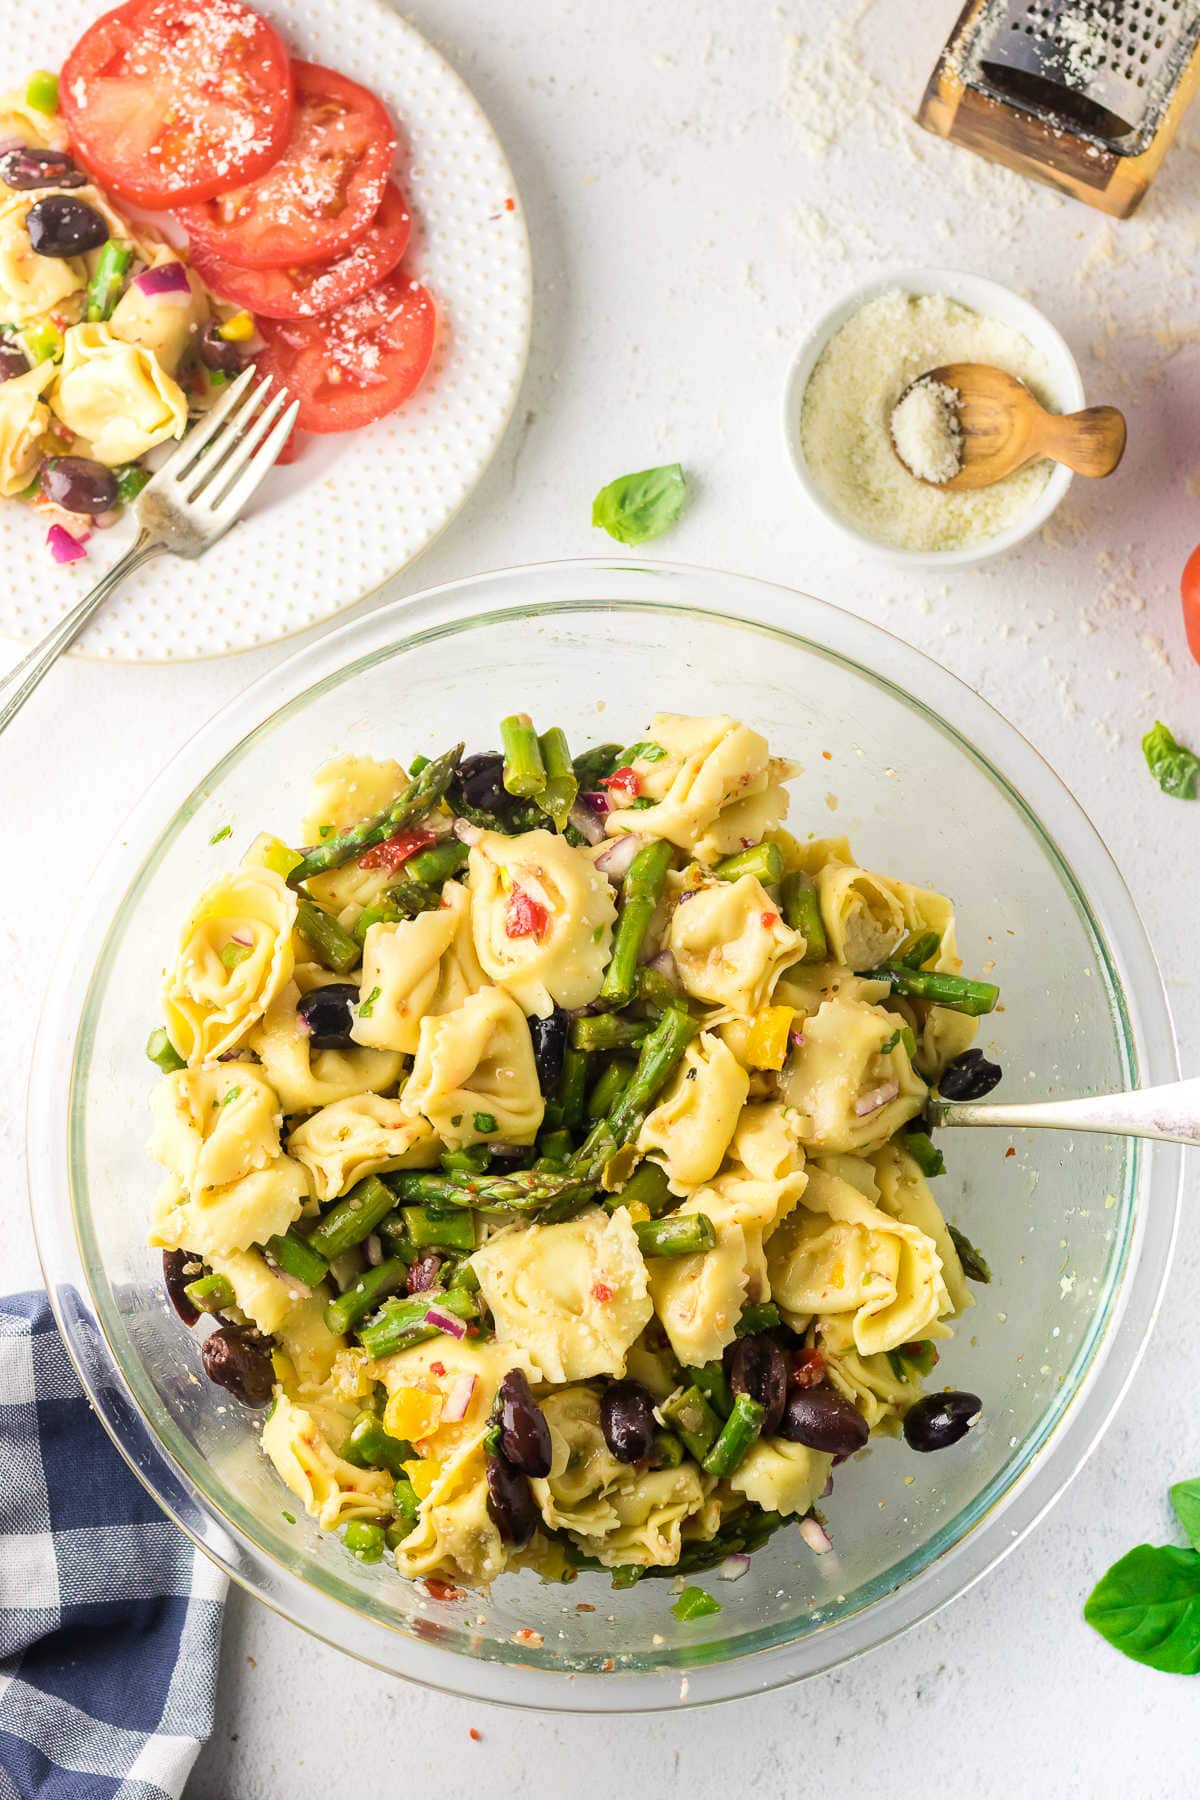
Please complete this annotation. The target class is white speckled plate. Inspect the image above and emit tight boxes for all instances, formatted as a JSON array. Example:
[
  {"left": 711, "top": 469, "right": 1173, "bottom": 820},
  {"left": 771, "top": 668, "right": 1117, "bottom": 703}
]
[{"left": 0, "top": 0, "right": 531, "bottom": 660}]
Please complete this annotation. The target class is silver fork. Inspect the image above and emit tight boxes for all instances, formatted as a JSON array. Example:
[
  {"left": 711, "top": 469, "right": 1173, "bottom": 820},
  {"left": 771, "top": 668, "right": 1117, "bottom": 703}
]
[
  {"left": 928, "top": 1076, "right": 1200, "bottom": 1148},
  {"left": 0, "top": 366, "right": 298, "bottom": 737}
]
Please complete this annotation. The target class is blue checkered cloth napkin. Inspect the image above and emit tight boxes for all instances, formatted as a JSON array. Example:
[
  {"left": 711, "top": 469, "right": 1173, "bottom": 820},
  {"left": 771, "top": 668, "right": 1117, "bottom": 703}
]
[{"left": 0, "top": 1292, "right": 226, "bottom": 1799}]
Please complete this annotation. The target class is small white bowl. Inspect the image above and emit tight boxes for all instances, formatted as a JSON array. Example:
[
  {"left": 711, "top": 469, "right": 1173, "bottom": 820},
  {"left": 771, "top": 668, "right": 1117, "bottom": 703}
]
[{"left": 782, "top": 266, "right": 1085, "bottom": 568}]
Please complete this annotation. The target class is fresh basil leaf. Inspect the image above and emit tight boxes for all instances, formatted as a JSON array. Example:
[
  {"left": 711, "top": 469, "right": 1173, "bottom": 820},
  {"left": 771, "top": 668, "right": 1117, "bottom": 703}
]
[
  {"left": 1171, "top": 1480, "right": 1200, "bottom": 1553},
  {"left": 1142, "top": 721, "right": 1199, "bottom": 800},
  {"left": 1084, "top": 1544, "right": 1200, "bottom": 1674},
  {"left": 592, "top": 463, "right": 686, "bottom": 547}
]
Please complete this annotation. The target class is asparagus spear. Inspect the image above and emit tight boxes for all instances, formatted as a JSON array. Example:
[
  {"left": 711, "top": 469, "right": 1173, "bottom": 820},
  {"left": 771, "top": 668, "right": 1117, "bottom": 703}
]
[
  {"left": 661, "top": 1384, "right": 722, "bottom": 1462},
  {"left": 713, "top": 842, "right": 783, "bottom": 885},
  {"left": 779, "top": 870, "right": 827, "bottom": 962},
  {"left": 288, "top": 745, "right": 463, "bottom": 885},
  {"left": 405, "top": 839, "right": 469, "bottom": 885},
  {"left": 572, "top": 743, "right": 624, "bottom": 787},
  {"left": 295, "top": 897, "right": 361, "bottom": 974},
  {"left": 352, "top": 888, "right": 437, "bottom": 945},
  {"left": 403, "top": 1205, "right": 477, "bottom": 1251},
  {"left": 948, "top": 1223, "right": 992, "bottom": 1283},
  {"left": 685, "top": 1360, "right": 732, "bottom": 1417},
  {"left": 501, "top": 714, "right": 547, "bottom": 799},
  {"left": 701, "top": 1393, "right": 765, "bottom": 1477},
  {"left": 896, "top": 929, "right": 941, "bottom": 970},
  {"left": 356, "top": 1286, "right": 478, "bottom": 1359},
  {"left": 546, "top": 1041, "right": 588, "bottom": 1131},
  {"left": 389, "top": 1167, "right": 600, "bottom": 1214},
  {"left": 537, "top": 727, "right": 578, "bottom": 832},
  {"left": 868, "top": 964, "right": 999, "bottom": 1016},
  {"left": 634, "top": 1213, "right": 716, "bottom": 1257},
  {"left": 308, "top": 1176, "right": 398, "bottom": 1260},
  {"left": 599, "top": 838, "right": 673, "bottom": 1007},
  {"left": 86, "top": 238, "right": 131, "bottom": 322},
  {"left": 342, "top": 1520, "right": 385, "bottom": 1562},
  {"left": 635, "top": 964, "right": 682, "bottom": 1014},
  {"left": 901, "top": 1129, "right": 946, "bottom": 1178},
  {"left": 340, "top": 1409, "right": 413, "bottom": 1478},
  {"left": 325, "top": 1258, "right": 409, "bottom": 1337},
  {"left": 603, "top": 1005, "right": 698, "bottom": 1147},
  {"left": 647, "top": 1507, "right": 785, "bottom": 1577},
  {"left": 146, "top": 1026, "right": 185, "bottom": 1073},
  {"left": 263, "top": 1227, "right": 330, "bottom": 1288},
  {"left": 183, "top": 1272, "right": 234, "bottom": 1315},
  {"left": 735, "top": 1300, "right": 781, "bottom": 1337},
  {"left": 587, "top": 1058, "right": 636, "bottom": 1123},
  {"left": 571, "top": 1014, "right": 652, "bottom": 1053}
]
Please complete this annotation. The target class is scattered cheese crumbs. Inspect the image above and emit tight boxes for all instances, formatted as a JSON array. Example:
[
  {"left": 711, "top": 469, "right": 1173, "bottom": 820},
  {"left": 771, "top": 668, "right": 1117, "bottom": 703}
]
[
  {"left": 890, "top": 377, "right": 963, "bottom": 484},
  {"left": 799, "top": 290, "right": 1055, "bottom": 552}
]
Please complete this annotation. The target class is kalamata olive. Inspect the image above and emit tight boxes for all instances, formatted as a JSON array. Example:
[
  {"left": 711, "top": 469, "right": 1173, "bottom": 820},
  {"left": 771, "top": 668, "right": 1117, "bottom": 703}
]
[
  {"left": 497, "top": 1367, "right": 553, "bottom": 1478},
  {"left": 26, "top": 194, "right": 109, "bottom": 257},
  {"left": 600, "top": 1379, "right": 658, "bottom": 1463},
  {"left": 0, "top": 339, "right": 29, "bottom": 381},
  {"left": 197, "top": 321, "right": 245, "bottom": 375},
  {"left": 406, "top": 1251, "right": 442, "bottom": 1295},
  {"left": 0, "top": 146, "right": 88, "bottom": 189},
  {"left": 485, "top": 1452, "right": 539, "bottom": 1546},
  {"left": 529, "top": 1008, "right": 569, "bottom": 1096},
  {"left": 296, "top": 982, "right": 359, "bottom": 1048},
  {"left": 728, "top": 1333, "right": 788, "bottom": 1436},
  {"left": 903, "top": 1390, "right": 982, "bottom": 1453},
  {"left": 457, "top": 751, "right": 507, "bottom": 813},
  {"left": 201, "top": 1326, "right": 275, "bottom": 1406},
  {"left": 938, "top": 1049, "right": 1003, "bottom": 1102},
  {"left": 40, "top": 455, "right": 118, "bottom": 515},
  {"left": 162, "top": 1249, "right": 200, "bottom": 1327},
  {"left": 778, "top": 1384, "right": 870, "bottom": 1457}
]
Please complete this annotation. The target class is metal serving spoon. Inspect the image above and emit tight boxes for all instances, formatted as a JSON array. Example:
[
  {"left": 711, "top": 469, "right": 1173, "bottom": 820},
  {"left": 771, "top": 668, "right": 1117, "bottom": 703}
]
[{"left": 928, "top": 1077, "right": 1200, "bottom": 1148}]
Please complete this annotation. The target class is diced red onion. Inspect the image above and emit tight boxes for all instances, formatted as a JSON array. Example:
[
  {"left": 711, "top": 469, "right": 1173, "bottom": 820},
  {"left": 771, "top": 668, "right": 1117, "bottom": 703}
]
[
  {"left": 364, "top": 1233, "right": 383, "bottom": 1267},
  {"left": 717, "top": 1552, "right": 751, "bottom": 1581},
  {"left": 789, "top": 1029, "right": 807, "bottom": 1049},
  {"left": 423, "top": 1304, "right": 467, "bottom": 1340},
  {"left": 854, "top": 1081, "right": 899, "bottom": 1117},
  {"left": 230, "top": 928, "right": 253, "bottom": 946},
  {"left": 452, "top": 818, "right": 482, "bottom": 847},
  {"left": 645, "top": 948, "right": 678, "bottom": 980},
  {"left": 821, "top": 1475, "right": 834, "bottom": 1499},
  {"left": 594, "top": 834, "right": 646, "bottom": 881},
  {"left": 567, "top": 800, "right": 606, "bottom": 846},
  {"left": 47, "top": 523, "right": 87, "bottom": 564},
  {"left": 579, "top": 789, "right": 610, "bottom": 816},
  {"left": 800, "top": 1515, "right": 833, "bottom": 1555},
  {"left": 441, "top": 1372, "right": 477, "bottom": 1421},
  {"left": 277, "top": 1271, "right": 314, "bottom": 1301},
  {"left": 133, "top": 261, "right": 191, "bottom": 297}
]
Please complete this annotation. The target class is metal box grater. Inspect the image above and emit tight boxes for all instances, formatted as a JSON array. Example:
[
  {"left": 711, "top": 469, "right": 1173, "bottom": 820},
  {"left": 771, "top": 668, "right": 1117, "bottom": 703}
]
[{"left": 918, "top": 0, "right": 1200, "bottom": 216}]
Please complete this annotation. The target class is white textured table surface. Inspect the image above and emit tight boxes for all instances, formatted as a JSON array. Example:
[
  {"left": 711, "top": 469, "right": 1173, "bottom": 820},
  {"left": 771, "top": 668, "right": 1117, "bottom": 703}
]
[{"left": 3, "top": 1, "right": 1198, "bottom": 1794}]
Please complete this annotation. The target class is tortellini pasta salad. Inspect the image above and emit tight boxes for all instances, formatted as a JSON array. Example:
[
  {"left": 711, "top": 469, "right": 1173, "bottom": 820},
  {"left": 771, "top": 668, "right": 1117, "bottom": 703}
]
[
  {"left": 0, "top": 79, "right": 255, "bottom": 560},
  {"left": 147, "top": 711, "right": 1002, "bottom": 1605}
]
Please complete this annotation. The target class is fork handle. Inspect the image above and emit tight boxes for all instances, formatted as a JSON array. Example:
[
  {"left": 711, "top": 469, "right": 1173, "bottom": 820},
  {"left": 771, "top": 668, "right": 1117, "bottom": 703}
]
[
  {"left": 928, "top": 1077, "right": 1200, "bottom": 1148},
  {"left": 0, "top": 527, "right": 163, "bottom": 738}
]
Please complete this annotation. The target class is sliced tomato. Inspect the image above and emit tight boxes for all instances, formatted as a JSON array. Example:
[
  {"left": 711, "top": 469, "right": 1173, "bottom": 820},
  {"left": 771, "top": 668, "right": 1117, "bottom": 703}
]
[
  {"left": 177, "top": 62, "right": 396, "bottom": 269},
  {"left": 357, "top": 825, "right": 436, "bottom": 872},
  {"left": 1182, "top": 543, "right": 1200, "bottom": 665},
  {"left": 256, "top": 271, "right": 436, "bottom": 434},
  {"left": 505, "top": 888, "right": 549, "bottom": 941},
  {"left": 61, "top": 0, "right": 294, "bottom": 208},
  {"left": 188, "top": 182, "right": 411, "bottom": 318}
]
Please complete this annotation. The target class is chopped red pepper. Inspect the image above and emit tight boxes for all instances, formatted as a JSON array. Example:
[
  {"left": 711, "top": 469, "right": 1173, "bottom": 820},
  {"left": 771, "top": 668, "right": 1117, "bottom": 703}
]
[
  {"left": 591, "top": 1281, "right": 614, "bottom": 1303},
  {"left": 358, "top": 825, "right": 437, "bottom": 871},
  {"left": 424, "top": 1576, "right": 466, "bottom": 1602},
  {"left": 601, "top": 765, "right": 641, "bottom": 802},
  {"left": 506, "top": 886, "right": 550, "bottom": 940},
  {"left": 429, "top": 1360, "right": 446, "bottom": 1378},
  {"left": 760, "top": 910, "right": 779, "bottom": 929},
  {"left": 789, "top": 1347, "right": 825, "bottom": 1388}
]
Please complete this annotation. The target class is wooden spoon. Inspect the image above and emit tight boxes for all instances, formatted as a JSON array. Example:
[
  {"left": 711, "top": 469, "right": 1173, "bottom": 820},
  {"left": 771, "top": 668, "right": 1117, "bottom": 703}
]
[{"left": 896, "top": 362, "right": 1126, "bottom": 491}]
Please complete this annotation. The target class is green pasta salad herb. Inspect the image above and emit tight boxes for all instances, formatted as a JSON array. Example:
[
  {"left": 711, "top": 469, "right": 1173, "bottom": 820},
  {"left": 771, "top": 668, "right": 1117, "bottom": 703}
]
[
  {"left": 592, "top": 463, "right": 686, "bottom": 546},
  {"left": 1085, "top": 1480, "right": 1200, "bottom": 1673},
  {"left": 1142, "top": 721, "right": 1199, "bottom": 799}
]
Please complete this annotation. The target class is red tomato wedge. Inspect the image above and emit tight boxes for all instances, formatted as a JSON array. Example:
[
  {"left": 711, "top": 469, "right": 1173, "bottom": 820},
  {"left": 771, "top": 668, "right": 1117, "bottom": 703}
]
[
  {"left": 1182, "top": 543, "right": 1200, "bottom": 666},
  {"left": 60, "top": 0, "right": 294, "bottom": 208},
  {"left": 257, "top": 271, "right": 436, "bottom": 434},
  {"left": 188, "top": 181, "right": 412, "bottom": 318},
  {"left": 177, "top": 62, "right": 396, "bottom": 269}
]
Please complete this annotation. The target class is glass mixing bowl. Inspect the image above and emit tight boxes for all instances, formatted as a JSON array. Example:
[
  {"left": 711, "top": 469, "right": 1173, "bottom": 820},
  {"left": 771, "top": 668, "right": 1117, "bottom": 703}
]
[{"left": 29, "top": 560, "right": 1180, "bottom": 1709}]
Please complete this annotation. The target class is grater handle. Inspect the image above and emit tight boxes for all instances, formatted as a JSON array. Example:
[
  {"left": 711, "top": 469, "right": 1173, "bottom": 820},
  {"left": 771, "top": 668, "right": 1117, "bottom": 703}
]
[{"left": 1038, "top": 406, "right": 1127, "bottom": 479}]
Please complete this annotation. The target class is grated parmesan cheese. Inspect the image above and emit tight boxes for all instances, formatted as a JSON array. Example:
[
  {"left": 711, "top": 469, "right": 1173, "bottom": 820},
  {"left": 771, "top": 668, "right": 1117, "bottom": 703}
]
[
  {"left": 890, "top": 377, "right": 962, "bottom": 485},
  {"left": 799, "top": 289, "right": 1054, "bottom": 553}
]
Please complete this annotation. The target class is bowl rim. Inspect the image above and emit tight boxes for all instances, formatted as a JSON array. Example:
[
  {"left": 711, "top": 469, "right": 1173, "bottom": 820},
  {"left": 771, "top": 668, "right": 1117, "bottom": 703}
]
[
  {"left": 781, "top": 265, "right": 1086, "bottom": 568},
  {"left": 28, "top": 556, "right": 1181, "bottom": 1711}
]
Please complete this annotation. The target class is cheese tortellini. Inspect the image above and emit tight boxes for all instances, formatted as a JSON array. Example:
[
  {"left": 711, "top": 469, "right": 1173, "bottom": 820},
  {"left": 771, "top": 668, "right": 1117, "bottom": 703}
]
[
  {"left": 401, "top": 987, "right": 544, "bottom": 1149},
  {"left": 51, "top": 322, "right": 188, "bottom": 465},
  {"left": 0, "top": 361, "right": 53, "bottom": 496},
  {"left": 468, "top": 829, "right": 616, "bottom": 1017},
  {"left": 667, "top": 874, "right": 804, "bottom": 1016},
  {"left": 145, "top": 710, "right": 995, "bottom": 1598}
]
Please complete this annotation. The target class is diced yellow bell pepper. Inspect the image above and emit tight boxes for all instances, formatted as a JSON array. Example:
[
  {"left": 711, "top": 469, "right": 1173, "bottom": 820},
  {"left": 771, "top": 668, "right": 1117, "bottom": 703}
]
[
  {"left": 242, "top": 830, "right": 303, "bottom": 879},
  {"left": 217, "top": 310, "right": 256, "bottom": 343},
  {"left": 402, "top": 1455, "right": 441, "bottom": 1499},
  {"left": 385, "top": 1387, "right": 444, "bottom": 1443},
  {"left": 744, "top": 1005, "right": 797, "bottom": 1071},
  {"left": 624, "top": 1200, "right": 652, "bottom": 1226}
]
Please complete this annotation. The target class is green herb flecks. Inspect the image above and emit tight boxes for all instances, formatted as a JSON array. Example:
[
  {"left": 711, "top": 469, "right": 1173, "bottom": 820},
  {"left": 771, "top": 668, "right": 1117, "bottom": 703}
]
[
  {"left": 671, "top": 1584, "right": 721, "bottom": 1621},
  {"left": 948, "top": 1223, "right": 992, "bottom": 1283},
  {"left": 1142, "top": 721, "right": 1199, "bottom": 800}
]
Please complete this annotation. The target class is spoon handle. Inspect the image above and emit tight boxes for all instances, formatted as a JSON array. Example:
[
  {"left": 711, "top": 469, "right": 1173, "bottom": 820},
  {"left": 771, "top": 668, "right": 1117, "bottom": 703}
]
[
  {"left": 928, "top": 1077, "right": 1200, "bottom": 1147},
  {"left": 1039, "top": 405, "right": 1126, "bottom": 479}
]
